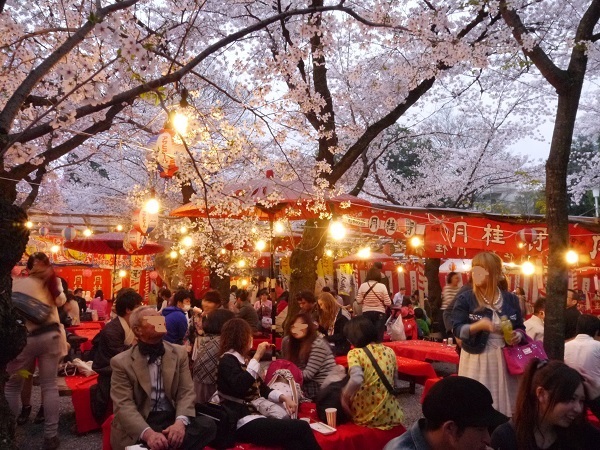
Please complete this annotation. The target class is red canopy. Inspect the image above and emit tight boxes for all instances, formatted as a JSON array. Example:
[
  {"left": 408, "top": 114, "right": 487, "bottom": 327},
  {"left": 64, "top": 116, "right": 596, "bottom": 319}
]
[{"left": 63, "top": 232, "right": 164, "bottom": 256}]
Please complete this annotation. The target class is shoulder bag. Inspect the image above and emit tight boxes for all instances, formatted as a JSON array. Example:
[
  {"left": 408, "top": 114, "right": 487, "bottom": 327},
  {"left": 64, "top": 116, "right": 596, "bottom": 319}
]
[
  {"left": 363, "top": 346, "right": 402, "bottom": 396},
  {"left": 11, "top": 291, "right": 52, "bottom": 324},
  {"left": 196, "top": 399, "right": 238, "bottom": 450},
  {"left": 502, "top": 334, "right": 547, "bottom": 375}
]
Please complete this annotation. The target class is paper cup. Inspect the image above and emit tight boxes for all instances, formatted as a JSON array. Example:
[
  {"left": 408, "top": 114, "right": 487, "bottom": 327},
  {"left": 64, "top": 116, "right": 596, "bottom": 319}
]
[{"left": 325, "top": 407, "right": 337, "bottom": 429}]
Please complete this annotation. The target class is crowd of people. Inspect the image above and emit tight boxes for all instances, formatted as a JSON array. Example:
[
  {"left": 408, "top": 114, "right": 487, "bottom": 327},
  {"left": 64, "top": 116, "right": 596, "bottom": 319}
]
[{"left": 8, "top": 250, "right": 600, "bottom": 450}]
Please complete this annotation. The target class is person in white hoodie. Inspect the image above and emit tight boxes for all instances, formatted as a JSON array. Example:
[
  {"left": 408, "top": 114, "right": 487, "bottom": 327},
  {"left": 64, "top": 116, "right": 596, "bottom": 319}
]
[
  {"left": 8, "top": 252, "right": 66, "bottom": 450},
  {"left": 523, "top": 297, "right": 545, "bottom": 342}
]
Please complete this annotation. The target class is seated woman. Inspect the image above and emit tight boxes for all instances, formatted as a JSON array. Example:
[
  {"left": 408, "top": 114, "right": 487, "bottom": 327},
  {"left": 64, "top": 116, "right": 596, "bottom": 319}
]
[
  {"left": 192, "top": 309, "right": 235, "bottom": 403},
  {"left": 282, "top": 313, "right": 336, "bottom": 400},
  {"left": 491, "top": 359, "right": 600, "bottom": 449},
  {"left": 341, "top": 316, "right": 404, "bottom": 430},
  {"left": 217, "top": 319, "right": 321, "bottom": 450},
  {"left": 317, "top": 292, "right": 351, "bottom": 356}
]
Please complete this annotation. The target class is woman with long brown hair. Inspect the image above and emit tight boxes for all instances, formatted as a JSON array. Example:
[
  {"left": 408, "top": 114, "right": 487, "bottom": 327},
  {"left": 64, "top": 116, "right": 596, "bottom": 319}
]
[
  {"left": 282, "top": 312, "right": 335, "bottom": 400},
  {"left": 491, "top": 360, "right": 600, "bottom": 449},
  {"left": 216, "top": 318, "right": 321, "bottom": 450},
  {"left": 451, "top": 251, "right": 525, "bottom": 417},
  {"left": 317, "top": 292, "right": 351, "bottom": 356}
]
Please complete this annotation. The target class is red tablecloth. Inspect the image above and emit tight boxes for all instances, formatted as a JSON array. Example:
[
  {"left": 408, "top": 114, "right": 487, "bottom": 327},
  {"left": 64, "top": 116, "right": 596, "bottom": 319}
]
[
  {"left": 68, "top": 321, "right": 105, "bottom": 331},
  {"left": 251, "top": 337, "right": 283, "bottom": 351},
  {"left": 65, "top": 374, "right": 102, "bottom": 434},
  {"left": 384, "top": 340, "right": 459, "bottom": 365},
  {"left": 335, "top": 355, "right": 437, "bottom": 385},
  {"left": 71, "top": 328, "right": 101, "bottom": 352},
  {"left": 102, "top": 403, "right": 405, "bottom": 450}
]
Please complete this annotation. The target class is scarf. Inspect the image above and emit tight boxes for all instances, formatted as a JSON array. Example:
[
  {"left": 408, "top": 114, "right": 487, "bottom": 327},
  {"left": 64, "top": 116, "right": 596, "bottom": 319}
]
[{"left": 137, "top": 340, "right": 165, "bottom": 364}]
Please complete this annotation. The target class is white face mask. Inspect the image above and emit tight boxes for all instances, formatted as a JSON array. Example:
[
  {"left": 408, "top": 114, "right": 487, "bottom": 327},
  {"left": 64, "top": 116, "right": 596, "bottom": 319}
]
[{"left": 182, "top": 304, "right": 191, "bottom": 312}]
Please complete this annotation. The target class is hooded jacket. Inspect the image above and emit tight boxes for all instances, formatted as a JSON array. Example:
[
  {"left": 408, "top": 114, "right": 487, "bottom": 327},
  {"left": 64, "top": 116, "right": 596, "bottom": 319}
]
[{"left": 161, "top": 306, "right": 188, "bottom": 345}]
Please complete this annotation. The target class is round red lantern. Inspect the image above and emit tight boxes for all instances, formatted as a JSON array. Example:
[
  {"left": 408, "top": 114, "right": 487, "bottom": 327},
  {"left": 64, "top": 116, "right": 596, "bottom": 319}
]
[
  {"left": 82, "top": 268, "right": 93, "bottom": 277},
  {"left": 149, "top": 270, "right": 159, "bottom": 280},
  {"left": 62, "top": 226, "right": 78, "bottom": 241},
  {"left": 516, "top": 228, "right": 538, "bottom": 244},
  {"left": 132, "top": 209, "right": 159, "bottom": 235}
]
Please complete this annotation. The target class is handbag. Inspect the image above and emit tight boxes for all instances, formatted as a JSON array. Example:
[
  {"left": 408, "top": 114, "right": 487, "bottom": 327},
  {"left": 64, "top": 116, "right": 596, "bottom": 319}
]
[
  {"left": 502, "top": 334, "right": 548, "bottom": 375},
  {"left": 363, "top": 347, "right": 403, "bottom": 396},
  {"left": 11, "top": 291, "right": 52, "bottom": 324},
  {"left": 195, "top": 401, "right": 237, "bottom": 450}
]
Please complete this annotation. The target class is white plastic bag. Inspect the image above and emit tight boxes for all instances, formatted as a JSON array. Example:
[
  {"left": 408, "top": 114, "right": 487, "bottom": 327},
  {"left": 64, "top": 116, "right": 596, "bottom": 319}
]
[
  {"left": 71, "top": 358, "right": 96, "bottom": 377},
  {"left": 387, "top": 317, "right": 406, "bottom": 341}
]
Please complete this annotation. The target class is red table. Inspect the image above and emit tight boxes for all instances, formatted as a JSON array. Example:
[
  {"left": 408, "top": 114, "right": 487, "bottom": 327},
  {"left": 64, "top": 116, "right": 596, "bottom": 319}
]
[
  {"left": 70, "top": 328, "right": 101, "bottom": 352},
  {"left": 65, "top": 374, "right": 102, "bottom": 434},
  {"left": 384, "top": 340, "right": 459, "bottom": 365},
  {"left": 102, "top": 403, "right": 405, "bottom": 450},
  {"left": 335, "top": 355, "right": 437, "bottom": 387},
  {"left": 68, "top": 320, "right": 106, "bottom": 331},
  {"left": 252, "top": 337, "right": 283, "bottom": 351}
]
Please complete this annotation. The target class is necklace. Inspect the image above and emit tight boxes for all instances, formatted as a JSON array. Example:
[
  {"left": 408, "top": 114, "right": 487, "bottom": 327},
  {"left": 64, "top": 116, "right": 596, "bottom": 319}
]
[{"left": 482, "top": 288, "right": 501, "bottom": 307}]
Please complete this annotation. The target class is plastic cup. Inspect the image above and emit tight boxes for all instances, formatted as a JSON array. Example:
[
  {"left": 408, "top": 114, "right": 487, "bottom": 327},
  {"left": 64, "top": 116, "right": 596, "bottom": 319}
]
[{"left": 325, "top": 407, "right": 337, "bottom": 429}]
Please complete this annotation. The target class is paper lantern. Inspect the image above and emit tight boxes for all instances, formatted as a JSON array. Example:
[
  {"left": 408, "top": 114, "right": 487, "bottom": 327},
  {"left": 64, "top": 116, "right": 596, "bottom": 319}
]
[
  {"left": 125, "top": 229, "right": 147, "bottom": 252},
  {"left": 149, "top": 270, "right": 159, "bottom": 280},
  {"left": 149, "top": 130, "right": 179, "bottom": 178},
  {"left": 39, "top": 226, "right": 49, "bottom": 236},
  {"left": 82, "top": 268, "right": 93, "bottom": 277},
  {"left": 62, "top": 226, "right": 78, "bottom": 241},
  {"left": 132, "top": 209, "right": 159, "bottom": 235},
  {"left": 123, "top": 236, "right": 134, "bottom": 254},
  {"left": 516, "top": 228, "right": 538, "bottom": 244}
]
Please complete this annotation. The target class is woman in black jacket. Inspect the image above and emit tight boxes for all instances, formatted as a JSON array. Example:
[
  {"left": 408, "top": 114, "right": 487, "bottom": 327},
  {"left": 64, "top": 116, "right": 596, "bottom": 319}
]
[
  {"left": 217, "top": 319, "right": 321, "bottom": 450},
  {"left": 317, "top": 292, "right": 351, "bottom": 356}
]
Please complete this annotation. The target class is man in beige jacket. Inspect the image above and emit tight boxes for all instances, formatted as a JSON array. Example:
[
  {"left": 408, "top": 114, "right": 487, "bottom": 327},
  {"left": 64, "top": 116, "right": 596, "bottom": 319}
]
[{"left": 110, "top": 306, "right": 216, "bottom": 450}]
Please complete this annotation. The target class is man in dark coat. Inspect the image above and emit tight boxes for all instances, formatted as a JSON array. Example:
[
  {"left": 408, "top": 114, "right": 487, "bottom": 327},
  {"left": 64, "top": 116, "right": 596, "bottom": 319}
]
[
  {"left": 564, "top": 288, "right": 582, "bottom": 340},
  {"left": 90, "top": 288, "right": 142, "bottom": 422}
]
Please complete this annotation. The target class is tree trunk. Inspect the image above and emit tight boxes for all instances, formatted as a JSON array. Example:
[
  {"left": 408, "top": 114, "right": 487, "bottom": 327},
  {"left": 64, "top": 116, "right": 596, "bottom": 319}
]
[
  {"left": 0, "top": 200, "right": 30, "bottom": 448},
  {"left": 209, "top": 267, "right": 230, "bottom": 308},
  {"left": 0, "top": 177, "right": 17, "bottom": 205},
  {"left": 544, "top": 87, "right": 584, "bottom": 360},
  {"left": 424, "top": 258, "right": 442, "bottom": 312},
  {"left": 287, "top": 219, "right": 328, "bottom": 328}
]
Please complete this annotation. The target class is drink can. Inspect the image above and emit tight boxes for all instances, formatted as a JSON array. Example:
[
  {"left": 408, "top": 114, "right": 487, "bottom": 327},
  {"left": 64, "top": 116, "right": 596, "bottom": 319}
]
[
  {"left": 443, "top": 339, "right": 448, "bottom": 345},
  {"left": 447, "top": 337, "right": 454, "bottom": 346}
]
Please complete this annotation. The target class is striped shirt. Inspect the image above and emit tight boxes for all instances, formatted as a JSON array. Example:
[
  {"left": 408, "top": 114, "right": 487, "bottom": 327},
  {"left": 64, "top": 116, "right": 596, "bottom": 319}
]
[
  {"left": 441, "top": 285, "right": 460, "bottom": 310},
  {"left": 356, "top": 281, "right": 391, "bottom": 314}
]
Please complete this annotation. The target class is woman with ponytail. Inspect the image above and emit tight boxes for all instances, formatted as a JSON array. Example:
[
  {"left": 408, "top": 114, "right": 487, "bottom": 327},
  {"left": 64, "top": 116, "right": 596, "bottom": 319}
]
[{"left": 491, "top": 359, "right": 600, "bottom": 449}]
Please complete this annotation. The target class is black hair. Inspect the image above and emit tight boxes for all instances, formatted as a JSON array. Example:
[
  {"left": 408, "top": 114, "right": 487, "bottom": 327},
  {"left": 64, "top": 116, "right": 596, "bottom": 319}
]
[
  {"left": 446, "top": 271, "right": 458, "bottom": 284},
  {"left": 296, "top": 291, "right": 315, "bottom": 303},
  {"left": 115, "top": 288, "right": 142, "bottom": 316},
  {"left": 236, "top": 289, "right": 249, "bottom": 302},
  {"left": 203, "top": 309, "right": 235, "bottom": 335},
  {"left": 414, "top": 308, "right": 425, "bottom": 319},
  {"left": 576, "top": 314, "right": 600, "bottom": 338},
  {"left": 74, "top": 287, "right": 83, "bottom": 295},
  {"left": 158, "top": 287, "right": 171, "bottom": 299},
  {"left": 173, "top": 289, "right": 190, "bottom": 306},
  {"left": 203, "top": 289, "right": 221, "bottom": 305},
  {"left": 344, "top": 316, "right": 378, "bottom": 348},
  {"left": 94, "top": 290, "right": 104, "bottom": 300},
  {"left": 533, "top": 297, "right": 546, "bottom": 314},
  {"left": 230, "top": 285, "right": 238, "bottom": 292},
  {"left": 321, "top": 286, "right": 331, "bottom": 292},
  {"left": 365, "top": 267, "right": 381, "bottom": 282},
  {"left": 26, "top": 252, "right": 50, "bottom": 270}
]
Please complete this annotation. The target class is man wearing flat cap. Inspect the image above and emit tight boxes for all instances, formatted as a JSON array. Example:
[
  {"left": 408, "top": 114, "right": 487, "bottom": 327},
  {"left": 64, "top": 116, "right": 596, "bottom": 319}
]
[{"left": 384, "top": 376, "right": 507, "bottom": 450}]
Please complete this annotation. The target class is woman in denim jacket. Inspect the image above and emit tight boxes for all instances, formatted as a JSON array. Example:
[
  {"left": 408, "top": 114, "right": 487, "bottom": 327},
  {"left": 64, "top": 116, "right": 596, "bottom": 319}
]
[{"left": 452, "top": 252, "right": 525, "bottom": 418}]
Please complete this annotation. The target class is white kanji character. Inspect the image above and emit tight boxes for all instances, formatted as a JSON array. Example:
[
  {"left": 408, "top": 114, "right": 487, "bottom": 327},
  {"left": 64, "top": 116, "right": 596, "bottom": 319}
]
[{"left": 452, "top": 222, "right": 468, "bottom": 244}]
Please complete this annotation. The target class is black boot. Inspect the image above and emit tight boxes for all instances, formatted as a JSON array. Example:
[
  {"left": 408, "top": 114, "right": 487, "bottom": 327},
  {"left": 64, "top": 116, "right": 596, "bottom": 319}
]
[
  {"left": 34, "top": 406, "right": 45, "bottom": 424},
  {"left": 16, "top": 405, "right": 32, "bottom": 425}
]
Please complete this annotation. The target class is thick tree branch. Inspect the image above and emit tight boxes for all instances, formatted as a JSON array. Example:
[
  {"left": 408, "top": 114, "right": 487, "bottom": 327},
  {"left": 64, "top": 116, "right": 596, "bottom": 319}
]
[
  {"left": 0, "top": 0, "right": 139, "bottom": 139},
  {"left": 19, "top": 166, "right": 47, "bottom": 210}
]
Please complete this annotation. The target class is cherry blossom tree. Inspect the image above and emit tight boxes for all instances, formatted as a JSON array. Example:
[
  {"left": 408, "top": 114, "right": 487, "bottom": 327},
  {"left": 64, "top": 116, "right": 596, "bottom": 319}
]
[{"left": 498, "top": 0, "right": 600, "bottom": 358}]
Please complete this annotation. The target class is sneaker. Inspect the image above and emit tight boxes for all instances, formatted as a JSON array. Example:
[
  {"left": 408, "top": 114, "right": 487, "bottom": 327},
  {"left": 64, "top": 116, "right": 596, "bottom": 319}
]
[
  {"left": 43, "top": 436, "right": 60, "bottom": 450},
  {"left": 34, "top": 406, "right": 45, "bottom": 424},
  {"left": 16, "top": 405, "right": 32, "bottom": 425}
]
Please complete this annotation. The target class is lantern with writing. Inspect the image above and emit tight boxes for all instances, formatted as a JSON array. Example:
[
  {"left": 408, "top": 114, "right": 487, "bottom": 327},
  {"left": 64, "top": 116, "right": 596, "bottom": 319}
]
[
  {"left": 82, "top": 268, "right": 93, "bottom": 278},
  {"left": 125, "top": 230, "right": 147, "bottom": 252},
  {"left": 62, "top": 226, "right": 78, "bottom": 241},
  {"left": 39, "top": 226, "right": 50, "bottom": 236},
  {"left": 516, "top": 228, "right": 538, "bottom": 245},
  {"left": 149, "top": 130, "right": 179, "bottom": 178},
  {"left": 132, "top": 209, "right": 159, "bottom": 235},
  {"left": 149, "top": 270, "right": 159, "bottom": 280}
]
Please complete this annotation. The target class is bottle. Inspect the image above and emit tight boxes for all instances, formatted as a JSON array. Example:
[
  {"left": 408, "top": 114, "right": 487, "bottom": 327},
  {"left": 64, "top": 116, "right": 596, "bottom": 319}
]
[{"left": 501, "top": 315, "right": 513, "bottom": 345}]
